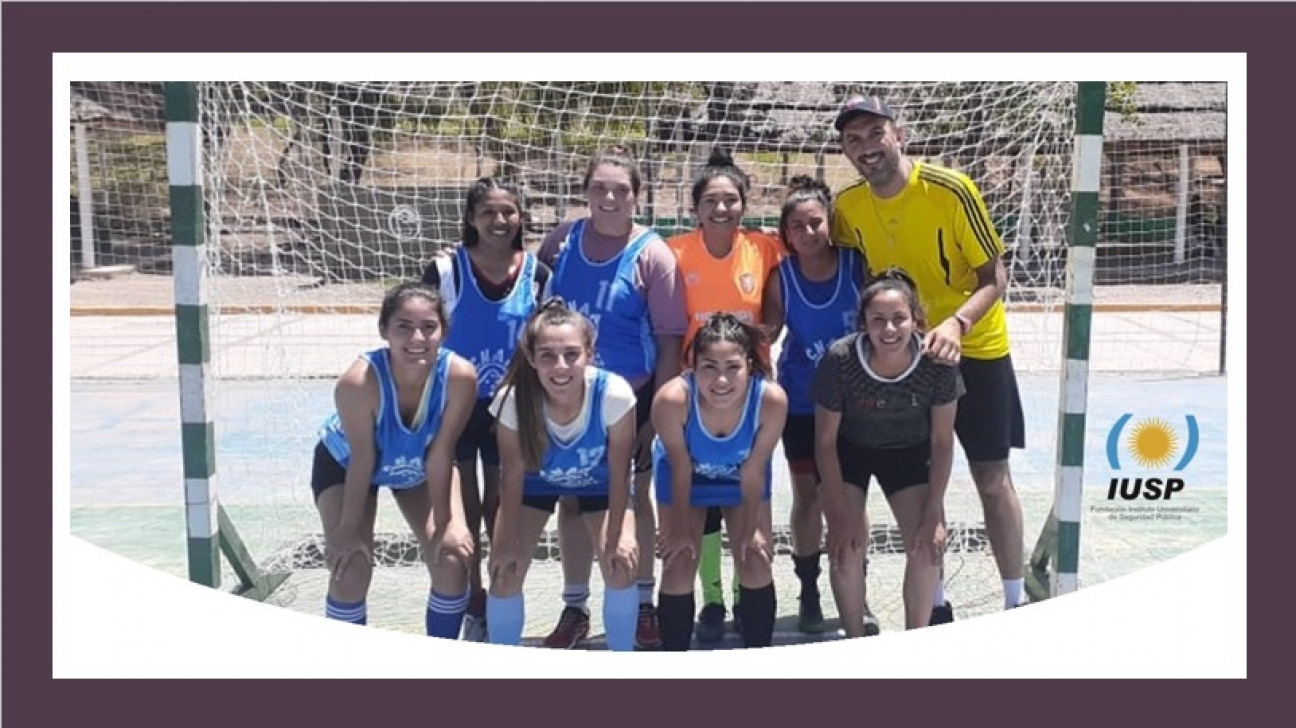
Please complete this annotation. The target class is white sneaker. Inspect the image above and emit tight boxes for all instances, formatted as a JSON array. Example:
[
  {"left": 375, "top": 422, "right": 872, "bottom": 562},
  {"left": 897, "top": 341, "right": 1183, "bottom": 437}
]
[{"left": 461, "top": 613, "right": 488, "bottom": 642}]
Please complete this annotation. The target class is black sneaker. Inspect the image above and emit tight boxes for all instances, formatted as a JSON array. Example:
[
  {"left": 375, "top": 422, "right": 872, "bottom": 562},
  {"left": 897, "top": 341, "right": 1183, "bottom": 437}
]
[
  {"left": 863, "top": 604, "right": 881, "bottom": 636},
  {"left": 695, "top": 602, "right": 727, "bottom": 643},
  {"left": 929, "top": 601, "right": 955, "bottom": 626},
  {"left": 798, "top": 596, "right": 826, "bottom": 634}
]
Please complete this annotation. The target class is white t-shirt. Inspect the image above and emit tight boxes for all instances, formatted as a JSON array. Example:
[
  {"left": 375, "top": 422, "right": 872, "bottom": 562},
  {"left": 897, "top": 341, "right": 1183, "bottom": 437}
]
[{"left": 490, "top": 367, "right": 636, "bottom": 442}]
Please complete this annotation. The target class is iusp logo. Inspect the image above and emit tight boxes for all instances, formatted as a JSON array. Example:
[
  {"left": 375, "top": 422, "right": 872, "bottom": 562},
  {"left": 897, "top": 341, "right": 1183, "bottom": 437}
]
[{"left": 1105, "top": 414, "right": 1200, "bottom": 500}]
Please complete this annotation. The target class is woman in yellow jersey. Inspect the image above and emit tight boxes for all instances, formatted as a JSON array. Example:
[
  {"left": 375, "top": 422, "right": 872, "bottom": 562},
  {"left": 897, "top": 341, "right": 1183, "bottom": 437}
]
[{"left": 666, "top": 148, "right": 784, "bottom": 643}]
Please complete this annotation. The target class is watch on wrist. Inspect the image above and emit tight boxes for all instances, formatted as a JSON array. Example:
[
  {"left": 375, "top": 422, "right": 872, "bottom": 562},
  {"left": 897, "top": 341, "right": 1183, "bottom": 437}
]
[{"left": 953, "top": 313, "right": 971, "bottom": 335}]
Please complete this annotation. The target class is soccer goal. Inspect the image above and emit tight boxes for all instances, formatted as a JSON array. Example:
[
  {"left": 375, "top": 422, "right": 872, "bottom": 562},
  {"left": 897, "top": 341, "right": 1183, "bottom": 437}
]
[{"left": 150, "top": 80, "right": 1226, "bottom": 632}]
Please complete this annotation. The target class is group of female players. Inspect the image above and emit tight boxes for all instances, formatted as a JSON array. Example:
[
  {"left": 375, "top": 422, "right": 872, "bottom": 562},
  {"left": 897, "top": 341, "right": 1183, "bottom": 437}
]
[{"left": 307, "top": 145, "right": 962, "bottom": 651}]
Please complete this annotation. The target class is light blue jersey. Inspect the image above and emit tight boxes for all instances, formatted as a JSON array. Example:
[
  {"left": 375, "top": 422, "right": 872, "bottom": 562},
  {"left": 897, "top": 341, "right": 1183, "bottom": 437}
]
[
  {"left": 318, "top": 347, "right": 452, "bottom": 489},
  {"left": 443, "top": 246, "right": 538, "bottom": 401},
  {"left": 522, "top": 368, "right": 616, "bottom": 497},
  {"left": 550, "top": 219, "right": 659, "bottom": 382},
  {"left": 777, "top": 248, "right": 864, "bottom": 415},
  {"left": 653, "top": 373, "right": 771, "bottom": 507}
]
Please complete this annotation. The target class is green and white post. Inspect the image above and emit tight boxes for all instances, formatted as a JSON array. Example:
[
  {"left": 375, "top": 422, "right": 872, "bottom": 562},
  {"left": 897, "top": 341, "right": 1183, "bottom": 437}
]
[
  {"left": 165, "top": 81, "right": 287, "bottom": 600},
  {"left": 1028, "top": 81, "right": 1105, "bottom": 600}
]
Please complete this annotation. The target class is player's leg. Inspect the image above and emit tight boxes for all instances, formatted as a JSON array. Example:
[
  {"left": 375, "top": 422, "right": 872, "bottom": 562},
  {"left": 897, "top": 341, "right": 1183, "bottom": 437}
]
[
  {"left": 454, "top": 400, "right": 490, "bottom": 640},
  {"left": 545, "top": 495, "right": 595, "bottom": 648},
  {"left": 484, "top": 496, "right": 552, "bottom": 646},
  {"left": 784, "top": 414, "right": 825, "bottom": 634},
  {"left": 312, "top": 443, "right": 379, "bottom": 626},
  {"left": 694, "top": 505, "right": 727, "bottom": 643},
  {"left": 583, "top": 497, "right": 639, "bottom": 652},
  {"left": 631, "top": 386, "right": 662, "bottom": 650},
  {"left": 655, "top": 500, "right": 707, "bottom": 651},
  {"left": 876, "top": 446, "right": 940, "bottom": 630},
  {"left": 827, "top": 443, "right": 872, "bottom": 639},
  {"left": 392, "top": 480, "right": 471, "bottom": 639},
  {"left": 725, "top": 499, "right": 776, "bottom": 648},
  {"left": 957, "top": 355, "right": 1028, "bottom": 609}
]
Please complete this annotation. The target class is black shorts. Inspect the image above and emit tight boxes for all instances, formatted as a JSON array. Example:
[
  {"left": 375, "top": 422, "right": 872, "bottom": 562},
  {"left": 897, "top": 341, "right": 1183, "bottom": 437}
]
[
  {"left": 454, "top": 398, "right": 500, "bottom": 467},
  {"left": 955, "top": 354, "right": 1026, "bottom": 462},
  {"left": 837, "top": 441, "right": 931, "bottom": 499},
  {"left": 632, "top": 380, "right": 655, "bottom": 474},
  {"left": 780, "top": 412, "right": 818, "bottom": 477},
  {"left": 309, "top": 442, "right": 379, "bottom": 502},
  {"left": 523, "top": 494, "right": 609, "bottom": 514}
]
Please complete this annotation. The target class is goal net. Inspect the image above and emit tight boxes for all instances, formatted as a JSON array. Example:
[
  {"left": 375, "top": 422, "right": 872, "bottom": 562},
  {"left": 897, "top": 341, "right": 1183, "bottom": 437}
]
[{"left": 71, "top": 80, "right": 1227, "bottom": 635}]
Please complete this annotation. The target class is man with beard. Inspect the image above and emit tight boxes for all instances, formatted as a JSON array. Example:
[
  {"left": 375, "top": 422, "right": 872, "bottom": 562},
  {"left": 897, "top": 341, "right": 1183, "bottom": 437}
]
[{"left": 829, "top": 95, "right": 1029, "bottom": 619}]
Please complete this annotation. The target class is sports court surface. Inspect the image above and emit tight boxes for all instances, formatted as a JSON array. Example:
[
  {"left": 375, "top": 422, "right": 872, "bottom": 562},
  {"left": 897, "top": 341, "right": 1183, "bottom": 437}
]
[{"left": 67, "top": 287, "right": 1228, "bottom": 648}]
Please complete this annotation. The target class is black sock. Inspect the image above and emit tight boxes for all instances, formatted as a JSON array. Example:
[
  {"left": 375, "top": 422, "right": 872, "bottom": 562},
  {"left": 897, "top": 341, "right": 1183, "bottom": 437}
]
[
  {"left": 792, "top": 552, "right": 822, "bottom": 602},
  {"left": 737, "top": 584, "right": 776, "bottom": 648},
  {"left": 657, "top": 592, "right": 696, "bottom": 652}
]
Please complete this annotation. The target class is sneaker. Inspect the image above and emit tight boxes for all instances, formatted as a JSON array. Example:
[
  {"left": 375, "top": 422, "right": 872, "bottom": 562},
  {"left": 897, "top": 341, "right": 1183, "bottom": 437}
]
[
  {"left": 542, "top": 606, "right": 591, "bottom": 649},
  {"left": 798, "top": 596, "right": 826, "bottom": 634},
  {"left": 863, "top": 604, "right": 881, "bottom": 636},
  {"left": 461, "top": 612, "right": 488, "bottom": 642},
  {"left": 929, "top": 601, "right": 955, "bottom": 626},
  {"left": 635, "top": 603, "right": 662, "bottom": 650},
  {"left": 695, "top": 602, "right": 727, "bottom": 643}
]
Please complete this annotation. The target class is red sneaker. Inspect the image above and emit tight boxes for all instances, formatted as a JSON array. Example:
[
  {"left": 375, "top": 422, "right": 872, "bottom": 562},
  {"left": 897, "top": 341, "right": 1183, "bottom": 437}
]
[
  {"left": 635, "top": 603, "right": 662, "bottom": 650},
  {"left": 542, "top": 606, "right": 591, "bottom": 649}
]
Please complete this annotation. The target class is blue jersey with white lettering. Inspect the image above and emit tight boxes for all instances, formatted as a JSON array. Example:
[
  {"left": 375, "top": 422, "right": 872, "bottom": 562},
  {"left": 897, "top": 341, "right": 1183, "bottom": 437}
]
[
  {"left": 443, "top": 246, "right": 538, "bottom": 400},
  {"left": 523, "top": 368, "right": 615, "bottom": 497},
  {"left": 318, "top": 347, "right": 452, "bottom": 489},
  {"left": 777, "top": 248, "right": 864, "bottom": 414},
  {"left": 550, "top": 219, "right": 659, "bottom": 382},
  {"left": 653, "top": 372, "right": 771, "bottom": 507}
]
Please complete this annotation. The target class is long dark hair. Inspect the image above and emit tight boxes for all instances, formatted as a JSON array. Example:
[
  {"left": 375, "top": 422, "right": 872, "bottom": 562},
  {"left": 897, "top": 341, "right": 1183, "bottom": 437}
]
[
  {"left": 494, "top": 298, "right": 598, "bottom": 471},
  {"left": 378, "top": 281, "right": 447, "bottom": 335},
  {"left": 858, "top": 267, "right": 926, "bottom": 332},
  {"left": 460, "top": 176, "right": 525, "bottom": 250},
  {"left": 690, "top": 147, "right": 751, "bottom": 209},
  {"left": 778, "top": 175, "right": 834, "bottom": 255},
  {"left": 687, "top": 312, "right": 772, "bottom": 379}
]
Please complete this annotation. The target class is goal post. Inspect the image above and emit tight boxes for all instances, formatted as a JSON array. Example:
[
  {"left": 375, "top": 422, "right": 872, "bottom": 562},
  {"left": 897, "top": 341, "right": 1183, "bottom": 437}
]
[
  {"left": 166, "top": 81, "right": 287, "bottom": 599},
  {"left": 1027, "top": 81, "right": 1106, "bottom": 602},
  {"left": 142, "top": 80, "right": 1225, "bottom": 628}
]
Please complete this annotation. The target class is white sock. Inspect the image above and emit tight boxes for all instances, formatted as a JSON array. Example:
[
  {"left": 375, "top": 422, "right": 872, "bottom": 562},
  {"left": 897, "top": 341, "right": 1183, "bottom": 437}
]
[
  {"left": 636, "top": 578, "right": 656, "bottom": 606},
  {"left": 932, "top": 579, "right": 946, "bottom": 608},
  {"left": 562, "top": 584, "right": 590, "bottom": 614},
  {"left": 1003, "top": 578, "right": 1025, "bottom": 609}
]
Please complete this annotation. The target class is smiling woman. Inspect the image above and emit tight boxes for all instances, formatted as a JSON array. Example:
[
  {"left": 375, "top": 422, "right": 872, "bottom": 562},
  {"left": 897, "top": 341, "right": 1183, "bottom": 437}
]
[{"left": 310, "top": 281, "right": 479, "bottom": 637}]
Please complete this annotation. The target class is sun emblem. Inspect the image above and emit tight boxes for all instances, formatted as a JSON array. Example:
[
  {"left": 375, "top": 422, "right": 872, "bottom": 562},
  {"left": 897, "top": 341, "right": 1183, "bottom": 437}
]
[{"left": 1126, "top": 417, "right": 1180, "bottom": 469}]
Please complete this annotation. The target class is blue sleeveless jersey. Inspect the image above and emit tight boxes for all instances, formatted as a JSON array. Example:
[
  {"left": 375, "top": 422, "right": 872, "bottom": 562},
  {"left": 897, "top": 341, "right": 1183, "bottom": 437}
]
[
  {"left": 523, "top": 368, "right": 615, "bottom": 497},
  {"left": 443, "top": 247, "right": 538, "bottom": 401},
  {"left": 653, "top": 373, "right": 771, "bottom": 507},
  {"left": 777, "top": 248, "right": 864, "bottom": 414},
  {"left": 318, "top": 347, "right": 452, "bottom": 489},
  {"left": 550, "top": 219, "right": 659, "bottom": 382}
]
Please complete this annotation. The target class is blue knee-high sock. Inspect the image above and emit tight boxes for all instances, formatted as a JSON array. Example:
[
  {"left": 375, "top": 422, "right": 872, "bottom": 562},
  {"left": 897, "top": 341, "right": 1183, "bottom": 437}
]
[
  {"left": 602, "top": 585, "right": 640, "bottom": 652},
  {"left": 486, "top": 593, "right": 525, "bottom": 646},
  {"left": 426, "top": 587, "right": 470, "bottom": 639},
  {"left": 325, "top": 596, "right": 367, "bottom": 626}
]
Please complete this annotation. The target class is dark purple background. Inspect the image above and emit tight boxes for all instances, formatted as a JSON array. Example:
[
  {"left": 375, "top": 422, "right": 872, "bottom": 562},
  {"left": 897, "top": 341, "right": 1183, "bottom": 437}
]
[{"left": 9, "top": 1, "right": 1270, "bottom": 720}]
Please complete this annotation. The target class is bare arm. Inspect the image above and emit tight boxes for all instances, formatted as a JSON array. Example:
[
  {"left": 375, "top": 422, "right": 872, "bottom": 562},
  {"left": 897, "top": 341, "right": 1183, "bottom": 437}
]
[
  {"left": 760, "top": 266, "right": 785, "bottom": 346},
  {"left": 334, "top": 359, "right": 379, "bottom": 531},
  {"left": 925, "top": 401, "right": 958, "bottom": 517},
  {"left": 604, "top": 407, "right": 637, "bottom": 539},
  {"left": 734, "top": 382, "right": 788, "bottom": 542},
  {"left": 493, "top": 414, "right": 526, "bottom": 545},
  {"left": 651, "top": 378, "right": 694, "bottom": 524},
  {"left": 424, "top": 356, "right": 477, "bottom": 531}
]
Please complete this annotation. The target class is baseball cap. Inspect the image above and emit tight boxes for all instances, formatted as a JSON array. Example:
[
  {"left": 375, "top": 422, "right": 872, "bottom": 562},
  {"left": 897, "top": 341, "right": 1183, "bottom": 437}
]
[{"left": 833, "top": 95, "right": 896, "bottom": 132}]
